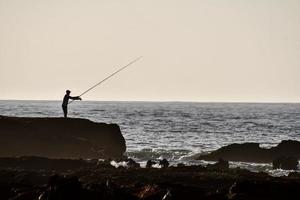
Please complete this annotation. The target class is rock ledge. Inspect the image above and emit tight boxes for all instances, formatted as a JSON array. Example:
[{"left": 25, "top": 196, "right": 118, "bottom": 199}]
[{"left": 0, "top": 115, "right": 126, "bottom": 159}]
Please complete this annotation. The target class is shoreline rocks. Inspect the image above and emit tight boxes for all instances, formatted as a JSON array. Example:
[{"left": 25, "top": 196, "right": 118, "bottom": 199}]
[
  {"left": 0, "top": 115, "right": 126, "bottom": 159},
  {"left": 0, "top": 157, "right": 299, "bottom": 200},
  {"left": 197, "top": 140, "right": 300, "bottom": 165}
]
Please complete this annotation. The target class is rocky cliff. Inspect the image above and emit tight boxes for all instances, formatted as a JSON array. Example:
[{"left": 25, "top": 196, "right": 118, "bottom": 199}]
[{"left": 0, "top": 115, "right": 126, "bottom": 159}]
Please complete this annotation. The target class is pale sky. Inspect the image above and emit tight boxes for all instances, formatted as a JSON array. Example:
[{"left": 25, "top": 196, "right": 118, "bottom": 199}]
[{"left": 0, "top": 0, "right": 299, "bottom": 102}]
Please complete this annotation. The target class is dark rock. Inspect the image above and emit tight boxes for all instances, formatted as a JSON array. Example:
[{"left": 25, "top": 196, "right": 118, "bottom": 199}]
[
  {"left": 126, "top": 158, "right": 140, "bottom": 168},
  {"left": 272, "top": 140, "right": 300, "bottom": 159},
  {"left": 0, "top": 156, "right": 94, "bottom": 171},
  {"left": 0, "top": 159, "right": 300, "bottom": 200},
  {"left": 207, "top": 158, "right": 229, "bottom": 170},
  {"left": 0, "top": 115, "right": 126, "bottom": 159},
  {"left": 273, "top": 156, "right": 298, "bottom": 170},
  {"left": 198, "top": 143, "right": 269, "bottom": 162},
  {"left": 159, "top": 159, "right": 169, "bottom": 168},
  {"left": 146, "top": 160, "right": 157, "bottom": 168},
  {"left": 288, "top": 172, "right": 300, "bottom": 178},
  {"left": 197, "top": 140, "right": 300, "bottom": 163}
]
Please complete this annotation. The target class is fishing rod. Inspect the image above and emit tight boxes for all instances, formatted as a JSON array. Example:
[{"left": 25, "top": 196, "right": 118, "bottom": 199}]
[{"left": 69, "top": 56, "right": 142, "bottom": 104}]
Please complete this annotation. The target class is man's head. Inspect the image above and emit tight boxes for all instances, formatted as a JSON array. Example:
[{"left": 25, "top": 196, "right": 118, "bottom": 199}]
[{"left": 66, "top": 90, "right": 71, "bottom": 94}]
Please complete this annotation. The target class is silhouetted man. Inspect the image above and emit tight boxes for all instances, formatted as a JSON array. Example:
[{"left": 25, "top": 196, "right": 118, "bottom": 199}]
[{"left": 62, "top": 90, "right": 82, "bottom": 118}]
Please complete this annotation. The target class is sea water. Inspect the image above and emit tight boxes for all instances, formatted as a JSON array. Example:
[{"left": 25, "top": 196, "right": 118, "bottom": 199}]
[{"left": 0, "top": 100, "right": 299, "bottom": 176}]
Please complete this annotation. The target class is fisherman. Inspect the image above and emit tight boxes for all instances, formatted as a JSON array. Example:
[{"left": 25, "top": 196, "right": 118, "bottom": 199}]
[
  {"left": 62, "top": 90, "right": 82, "bottom": 118},
  {"left": 60, "top": 57, "right": 141, "bottom": 118}
]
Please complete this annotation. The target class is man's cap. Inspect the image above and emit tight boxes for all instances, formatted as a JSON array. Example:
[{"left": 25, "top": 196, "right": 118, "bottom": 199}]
[{"left": 66, "top": 90, "right": 71, "bottom": 93}]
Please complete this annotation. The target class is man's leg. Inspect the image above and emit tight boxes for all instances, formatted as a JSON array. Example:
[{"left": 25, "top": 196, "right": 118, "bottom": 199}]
[{"left": 62, "top": 106, "right": 68, "bottom": 118}]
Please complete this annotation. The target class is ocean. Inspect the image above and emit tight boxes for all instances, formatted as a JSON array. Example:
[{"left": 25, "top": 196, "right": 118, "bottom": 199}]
[{"left": 1, "top": 100, "right": 299, "bottom": 176}]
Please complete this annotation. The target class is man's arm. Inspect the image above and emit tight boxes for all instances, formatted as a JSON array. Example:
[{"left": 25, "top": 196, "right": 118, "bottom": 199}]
[{"left": 69, "top": 96, "right": 82, "bottom": 100}]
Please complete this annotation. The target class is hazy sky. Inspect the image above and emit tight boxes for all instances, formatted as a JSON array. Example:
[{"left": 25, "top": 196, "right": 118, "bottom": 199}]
[{"left": 1, "top": 0, "right": 299, "bottom": 102}]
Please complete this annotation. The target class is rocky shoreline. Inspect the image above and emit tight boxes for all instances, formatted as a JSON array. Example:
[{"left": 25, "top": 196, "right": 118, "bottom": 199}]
[
  {"left": 1, "top": 115, "right": 300, "bottom": 199},
  {"left": 0, "top": 156, "right": 300, "bottom": 200}
]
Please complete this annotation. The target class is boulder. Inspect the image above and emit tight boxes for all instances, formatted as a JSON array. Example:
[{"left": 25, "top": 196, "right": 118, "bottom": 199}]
[
  {"left": 126, "top": 158, "right": 140, "bottom": 168},
  {"left": 198, "top": 143, "right": 270, "bottom": 162},
  {"left": 159, "top": 159, "right": 169, "bottom": 168},
  {"left": 271, "top": 140, "right": 300, "bottom": 158},
  {"left": 146, "top": 160, "right": 157, "bottom": 168},
  {"left": 197, "top": 140, "right": 300, "bottom": 163},
  {"left": 0, "top": 115, "right": 126, "bottom": 159}
]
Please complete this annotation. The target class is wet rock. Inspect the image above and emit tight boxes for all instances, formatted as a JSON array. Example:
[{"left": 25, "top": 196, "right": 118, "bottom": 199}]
[
  {"left": 273, "top": 156, "right": 298, "bottom": 170},
  {"left": 146, "top": 160, "right": 157, "bottom": 168},
  {"left": 126, "top": 158, "right": 140, "bottom": 168},
  {"left": 159, "top": 159, "right": 169, "bottom": 168},
  {"left": 0, "top": 115, "right": 126, "bottom": 159},
  {"left": 1, "top": 157, "right": 300, "bottom": 200}
]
